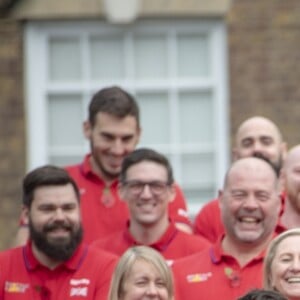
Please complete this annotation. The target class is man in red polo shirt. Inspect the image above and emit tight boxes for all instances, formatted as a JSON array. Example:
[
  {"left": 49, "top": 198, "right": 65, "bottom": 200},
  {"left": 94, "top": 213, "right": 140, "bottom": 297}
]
[
  {"left": 16, "top": 86, "right": 191, "bottom": 245},
  {"left": 93, "top": 148, "right": 210, "bottom": 264},
  {"left": 173, "top": 157, "right": 282, "bottom": 300},
  {"left": 0, "top": 165, "right": 117, "bottom": 300},
  {"left": 194, "top": 116, "right": 287, "bottom": 243}
]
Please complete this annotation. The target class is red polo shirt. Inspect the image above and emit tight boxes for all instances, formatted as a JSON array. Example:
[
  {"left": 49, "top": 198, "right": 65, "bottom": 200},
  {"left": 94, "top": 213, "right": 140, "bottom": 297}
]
[
  {"left": 92, "top": 221, "right": 210, "bottom": 264},
  {"left": 172, "top": 237, "right": 266, "bottom": 300},
  {"left": 0, "top": 241, "right": 117, "bottom": 300},
  {"left": 66, "top": 154, "right": 191, "bottom": 244}
]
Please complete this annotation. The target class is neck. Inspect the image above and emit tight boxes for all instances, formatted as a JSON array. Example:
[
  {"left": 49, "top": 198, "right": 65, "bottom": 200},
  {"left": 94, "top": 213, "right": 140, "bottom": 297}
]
[
  {"left": 222, "top": 234, "right": 273, "bottom": 267},
  {"left": 281, "top": 198, "right": 300, "bottom": 229},
  {"left": 31, "top": 243, "right": 61, "bottom": 270},
  {"left": 89, "top": 156, "right": 117, "bottom": 185},
  {"left": 129, "top": 217, "right": 170, "bottom": 245}
]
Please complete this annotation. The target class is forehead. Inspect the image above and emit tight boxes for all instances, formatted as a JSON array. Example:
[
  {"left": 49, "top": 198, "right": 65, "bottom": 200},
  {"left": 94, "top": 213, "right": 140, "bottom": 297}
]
[
  {"left": 275, "top": 235, "right": 300, "bottom": 254},
  {"left": 32, "top": 184, "right": 79, "bottom": 206},
  {"left": 94, "top": 112, "right": 139, "bottom": 132},
  {"left": 126, "top": 161, "right": 168, "bottom": 180},
  {"left": 128, "top": 259, "right": 160, "bottom": 278},
  {"left": 236, "top": 119, "right": 281, "bottom": 144},
  {"left": 226, "top": 160, "right": 276, "bottom": 190}
]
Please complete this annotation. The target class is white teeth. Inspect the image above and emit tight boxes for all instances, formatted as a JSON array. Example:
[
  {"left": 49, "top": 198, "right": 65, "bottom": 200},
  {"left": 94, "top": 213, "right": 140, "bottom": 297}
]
[
  {"left": 241, "top": 217, "right": 257, "bottom": 223},
  {"left": 287, "top": 277, "right": 300, "bottom": 283}
]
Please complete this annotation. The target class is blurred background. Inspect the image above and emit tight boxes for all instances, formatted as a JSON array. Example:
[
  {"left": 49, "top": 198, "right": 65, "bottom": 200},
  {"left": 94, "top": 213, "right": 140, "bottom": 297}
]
[{"left": 0, "top": 0, "right": 299, "bottom": 249}]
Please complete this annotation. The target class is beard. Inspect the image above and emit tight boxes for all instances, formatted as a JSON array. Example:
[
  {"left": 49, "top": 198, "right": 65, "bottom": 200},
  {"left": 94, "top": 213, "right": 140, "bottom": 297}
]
[
  {"left": 253, "top": 152, "right": 282, "bottom": 177},
  {"left": 29, "top": 219, "right": 83, "bottom": 261},
  {"left": 90, "top": 140, "right": 121, "bottom": 180}
]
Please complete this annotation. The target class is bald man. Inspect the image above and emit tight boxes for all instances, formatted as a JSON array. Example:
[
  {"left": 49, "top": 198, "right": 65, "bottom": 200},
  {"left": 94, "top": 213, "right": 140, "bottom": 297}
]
[
  {"left": 194, "top": 116, "right": 287, "bottom": 243},
  {"left": 232, "top": 116, "right": 286, "bottom": 175},
  {"left": 279, "top": 145, "right": 300, "bottom": 229},
  {"left": 173, "top": 157, "right": 281, "bottom": 300}
]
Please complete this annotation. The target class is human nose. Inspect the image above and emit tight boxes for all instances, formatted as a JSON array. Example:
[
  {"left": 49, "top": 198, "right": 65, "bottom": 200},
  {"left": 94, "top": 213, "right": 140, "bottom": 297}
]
[
  {"left": 53, "top": 208, "right": 66, "bottom": 221},
  {"left": 252, "top": 141, "right": 264, "bottom": 154},
  {"left": 145, "top": 282, "right": 159, "bottom": 296},
  {"left": 290, "top": 258, "right": 300, "bottom": 271},
  {"left": 140, "top": 184, "right": 152, "bottom": 197},
  {"left": 110, "top": 139, "right": 125, "bottom": 155},
  {"left": 242, "top": 195, "right": 259, "bottom": 210}
]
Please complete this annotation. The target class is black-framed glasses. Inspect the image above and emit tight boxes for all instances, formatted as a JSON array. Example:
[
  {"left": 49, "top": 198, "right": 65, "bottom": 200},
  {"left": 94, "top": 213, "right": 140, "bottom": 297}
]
[{"left": 123, "top": 180, "right": 171, "bottom": 196}]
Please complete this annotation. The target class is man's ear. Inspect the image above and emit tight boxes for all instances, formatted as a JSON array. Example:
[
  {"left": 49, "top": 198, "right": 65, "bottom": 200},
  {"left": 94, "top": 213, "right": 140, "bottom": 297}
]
[
  {"left": 21, "top": 205, "right": 29, "bottom": 226},
  {"left": 218, "top": 189, "right": 224, "bottom": 210},
  {"left": 232, "top": 148, "right": 239, "bottom": 162},
  {"left": 280, "top": 142, "right": 288, "bottom": 162},
  {"left": 168, "top": 184, "right": 176, "bottom": 203},
  {"left": 278, "top": 169, "right": 286, "bottom": 194},
  {"left": 83, "top": 121, "right": 92, "bottom": 140}
]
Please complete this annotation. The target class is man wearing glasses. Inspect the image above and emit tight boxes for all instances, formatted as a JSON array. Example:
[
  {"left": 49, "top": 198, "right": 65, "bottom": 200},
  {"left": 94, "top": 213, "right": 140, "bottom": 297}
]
[{"left": 92, "top": 148, "right": 210, "bottom": 263}]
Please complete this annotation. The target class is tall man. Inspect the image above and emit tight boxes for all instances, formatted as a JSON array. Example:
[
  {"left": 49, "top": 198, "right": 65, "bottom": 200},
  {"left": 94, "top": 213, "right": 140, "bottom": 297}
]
[
  {"left": 194, "top": 116, "right": 287, "bottom": 242},
  {"left": 0, "top": 165, "right": 117, "bottom": 300},
  {"left": 93, "top": 148, "right": 210, "bottom": 264},
  {"left": 173, "top": 157, "right": 281, "bottom": 300},
  {"left": 16, "top": 86, "right": 191, "bottom": 245}
]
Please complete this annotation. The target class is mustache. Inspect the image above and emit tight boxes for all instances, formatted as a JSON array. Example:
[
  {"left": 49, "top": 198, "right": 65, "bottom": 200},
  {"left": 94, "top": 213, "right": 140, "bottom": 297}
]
[
  {"left": 43, "top": 221, "right": 72, "bottom": 232},
  {"left": 237, "top": 209, "right": 263, "bottom": 220}
]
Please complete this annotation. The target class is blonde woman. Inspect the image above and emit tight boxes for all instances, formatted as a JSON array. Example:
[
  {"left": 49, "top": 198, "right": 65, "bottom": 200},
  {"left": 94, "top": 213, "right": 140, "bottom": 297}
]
[
  {"left": 264, "top": 228, "right": 300, "bottom": 300},
  {"left": 109, "top": 246, "right": 174, "bottom": 300}
]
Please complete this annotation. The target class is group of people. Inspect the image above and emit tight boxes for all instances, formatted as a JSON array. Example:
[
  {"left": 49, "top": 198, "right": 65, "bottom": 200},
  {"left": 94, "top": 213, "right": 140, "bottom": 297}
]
[{"left": 0, "top": 86, "right": 299, "bottom": 299}]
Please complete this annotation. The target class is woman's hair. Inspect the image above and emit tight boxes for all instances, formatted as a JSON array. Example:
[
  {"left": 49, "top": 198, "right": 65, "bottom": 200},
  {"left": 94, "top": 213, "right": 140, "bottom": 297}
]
[
  {"left": 108, "top": 246, "right": 174, "bottom": 300},
  {"left": 264, "top": 228, "right": 300, "bottom": 290}
]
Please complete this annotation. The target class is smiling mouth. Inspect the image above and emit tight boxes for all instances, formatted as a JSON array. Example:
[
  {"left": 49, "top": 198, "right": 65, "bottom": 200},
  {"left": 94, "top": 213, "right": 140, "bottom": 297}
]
[
  {"left": 137, "top": 202, "right": 157, "bottom": 209},
  {"left": 238, "top": 217, "right": 260, "bottom": 223},
  {"left": 287, "top": 277, "right": 300, "bottom": 283}
]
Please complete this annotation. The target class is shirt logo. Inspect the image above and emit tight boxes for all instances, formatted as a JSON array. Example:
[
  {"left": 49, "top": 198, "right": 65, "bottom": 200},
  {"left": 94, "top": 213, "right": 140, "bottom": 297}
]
[
  {"left": 70, "top": 287, "right": 88, "bottom": 297},
  {"left": 5, "top": 281, "right": 29, "bottom": 293},
  {"left": 186, "top": 272, "right": 212, "bottom": 283},
  {"left": 69, "top": 278, "right": 90, "bottom": 297},
  {"left": 178, "top": 208, "right": 189, "bottom": 218}
]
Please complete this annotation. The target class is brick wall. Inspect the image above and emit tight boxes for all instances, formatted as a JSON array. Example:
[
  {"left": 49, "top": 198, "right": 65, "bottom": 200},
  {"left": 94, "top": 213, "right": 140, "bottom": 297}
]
[
  {"left": 228, "top": 0, "right": 300, "bottom": 149},
  {"left": 0, "top": 19, "right": 25, "bottom": 249}
]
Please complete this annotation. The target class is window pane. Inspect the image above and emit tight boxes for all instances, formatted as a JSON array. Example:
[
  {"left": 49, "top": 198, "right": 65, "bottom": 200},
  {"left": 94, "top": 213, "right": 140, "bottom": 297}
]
[
  {"left": 181, "top": 153, "right": 214, "bottom": 185},
  {"left": 136, "top": 92, "right": 170, "bottom": 144},
  {"left": 50, "top": 155, "right": 82, "bottom": 167},
  {"left": 179, "top": 90, "right": 214, "bottom": 144},
  {"left": 177, "top": 33, "right": 210, "bottom": 77},
  {"left": 90, "top": 36, "right": 124, "bottom": 79},
  {"left": 48, "top": 94, "right": 83, "bottom": 147},
  {"left": 49, "top": 37, "right": 82, "bottom": 81},
  {"left": 134, "top": 35, "right": 167, "bottom": 79},
  {"left": 184, "top": 188, "right": 215, "bottom": 211}
]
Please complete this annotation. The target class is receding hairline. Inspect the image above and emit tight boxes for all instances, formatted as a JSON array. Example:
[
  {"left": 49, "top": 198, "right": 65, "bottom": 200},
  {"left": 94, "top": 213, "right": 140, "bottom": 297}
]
[
  {"left": 283, "top": 144, "right": 300, "bottom": 169},
  {"left": 235, "top": 116, "right": 283, "bottom": 145},
  {"left": 223, "top": 157, "right": 278, "bottom": 188}
]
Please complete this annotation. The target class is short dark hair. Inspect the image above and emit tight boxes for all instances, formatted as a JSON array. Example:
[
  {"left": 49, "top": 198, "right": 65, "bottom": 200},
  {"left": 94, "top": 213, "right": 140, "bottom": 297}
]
[
  {"left": 119, "top": 148, "right": 174, "bottom": 184},
  {"left": 238, "top": 289, "right": 287, "bottom": 300},
  {"left": 23, "top": 165, "right": 80, "bottom": 207},
  {"left": 88, "top": 86, "right": 140, "bottom": 127}
]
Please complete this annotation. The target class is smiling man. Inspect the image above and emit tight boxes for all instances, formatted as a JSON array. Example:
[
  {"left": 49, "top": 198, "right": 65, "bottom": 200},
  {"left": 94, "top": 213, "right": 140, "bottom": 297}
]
[
  {"left": 0, "top": 165, "right": 117, "bottom": 300},
  {"left": 92, "top": 148, "right": 210, "bottom": 263},
  {"left": 173, "top": 157, "right": 281, "bottom": 300}
]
